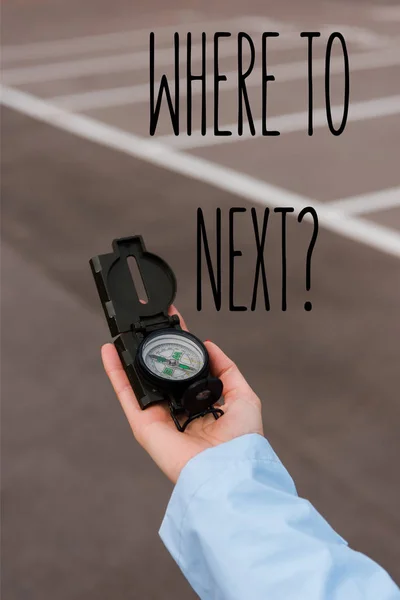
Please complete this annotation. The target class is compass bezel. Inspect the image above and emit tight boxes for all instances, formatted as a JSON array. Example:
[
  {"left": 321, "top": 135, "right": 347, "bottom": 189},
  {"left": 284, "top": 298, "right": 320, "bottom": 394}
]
[{"left": 135, "top": 329, "right": 209, "bottom": 389}]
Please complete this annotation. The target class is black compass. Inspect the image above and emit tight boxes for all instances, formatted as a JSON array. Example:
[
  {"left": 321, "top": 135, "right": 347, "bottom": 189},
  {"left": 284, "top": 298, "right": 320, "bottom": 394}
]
[
  {"left": 137, "top": 329, "right": 208, "bottom": 384},
  {"left": 89, "top": 236, "right": 223, "bottom": 431}
]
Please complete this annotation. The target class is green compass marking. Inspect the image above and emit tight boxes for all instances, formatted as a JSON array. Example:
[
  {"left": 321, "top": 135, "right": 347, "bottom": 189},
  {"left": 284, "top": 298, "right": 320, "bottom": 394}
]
[
  {"left": 148, "top": 352, "right": 196, "bottom": 377},
  {"left": 178, "top": 363, "right": 192, "bottom": 370}
]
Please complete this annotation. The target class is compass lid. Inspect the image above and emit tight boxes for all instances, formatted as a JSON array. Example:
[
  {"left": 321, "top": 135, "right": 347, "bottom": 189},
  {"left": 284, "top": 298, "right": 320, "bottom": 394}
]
[{"left": 90, "top": 236, "right": 177, "bottom": 337}]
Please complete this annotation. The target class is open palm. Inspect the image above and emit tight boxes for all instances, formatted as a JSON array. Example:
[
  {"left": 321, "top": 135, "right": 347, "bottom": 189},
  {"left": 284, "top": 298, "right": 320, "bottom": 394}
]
[{"left": 101, "top": 307, "right": 264, "bottom": 483}]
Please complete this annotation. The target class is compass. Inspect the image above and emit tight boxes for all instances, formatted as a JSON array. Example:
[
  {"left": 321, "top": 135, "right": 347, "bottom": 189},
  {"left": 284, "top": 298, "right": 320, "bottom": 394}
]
[
  {"left": 90, "top": 236, "right": 223, "bottom": 431},
  {"left": 138, "top": 330, "right": 207, "bottom": 383}
]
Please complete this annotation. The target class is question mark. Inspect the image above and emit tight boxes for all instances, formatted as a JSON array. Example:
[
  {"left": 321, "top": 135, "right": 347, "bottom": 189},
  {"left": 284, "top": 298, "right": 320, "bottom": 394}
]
[{"left": 298, "top": 207, "right": 319, "bottom": 311}]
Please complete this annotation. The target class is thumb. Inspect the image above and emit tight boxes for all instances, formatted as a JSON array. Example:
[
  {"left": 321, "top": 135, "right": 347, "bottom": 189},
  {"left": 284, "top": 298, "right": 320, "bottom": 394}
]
[{"left": 204, "top": 341, "right": 260, "bottom": 406}]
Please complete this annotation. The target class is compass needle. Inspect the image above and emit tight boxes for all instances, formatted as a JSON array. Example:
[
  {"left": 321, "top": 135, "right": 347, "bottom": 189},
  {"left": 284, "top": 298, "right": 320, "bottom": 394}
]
[
  {"left": 149, "top": 353, "right": 167, "bottom": 363},
  {"left": 178, "top": 363, "right": 196, "bottom": 371}
]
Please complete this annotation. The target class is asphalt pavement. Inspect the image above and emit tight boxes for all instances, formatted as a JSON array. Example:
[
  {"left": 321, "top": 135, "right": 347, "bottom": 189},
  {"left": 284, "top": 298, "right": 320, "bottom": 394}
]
[{"left": 1, "top": 1, "right": 400, "bottom": 598}]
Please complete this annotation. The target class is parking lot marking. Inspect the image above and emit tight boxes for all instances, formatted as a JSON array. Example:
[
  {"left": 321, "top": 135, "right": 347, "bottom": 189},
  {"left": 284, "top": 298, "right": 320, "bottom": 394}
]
[
  {"left": 46, "top": 47, "right": 400, "bottom": 111},
  {"left": 157, "top": 95, "right": 400, "bottom": 148},
  {"left": 1, "top": 16, "right": 254, "bottom": 63},
  {"left": 326, "top": 187, "right": 400, "bottom": 215},
  {"left": 2, "top": 84, "right": 400, "bottom": 259},
  {"left": 51, "top": 85, "right": 152, "bottom": 111},
  {"left": 248, "top": 21, "right": 393, "bottom": 48},
  {"left": 2, "top": 42, "right": 238, "bottom": 85},
  {"left": 313, "top": 25, "right": 392, "bottom": 48},
  {"left": 2, "top": 28, "right": 329, "bottom": 86}
]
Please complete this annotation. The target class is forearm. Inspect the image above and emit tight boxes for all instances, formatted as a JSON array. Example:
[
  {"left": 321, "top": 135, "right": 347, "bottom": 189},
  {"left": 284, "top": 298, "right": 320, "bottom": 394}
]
[{"left": 159, "top": 434, "right": 399, "bottom": 600}]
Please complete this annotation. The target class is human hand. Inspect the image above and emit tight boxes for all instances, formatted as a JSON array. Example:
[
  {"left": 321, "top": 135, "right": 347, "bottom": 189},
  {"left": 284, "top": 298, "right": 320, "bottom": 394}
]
[{"left": 101, "top": 307, "right": 264, "bottom": 484}]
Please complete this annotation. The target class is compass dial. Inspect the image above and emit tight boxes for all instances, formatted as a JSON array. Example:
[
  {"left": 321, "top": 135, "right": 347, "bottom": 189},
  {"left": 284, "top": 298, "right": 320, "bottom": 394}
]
[{"left": 140, "top": 332, "right": 206, "bottom": 381}]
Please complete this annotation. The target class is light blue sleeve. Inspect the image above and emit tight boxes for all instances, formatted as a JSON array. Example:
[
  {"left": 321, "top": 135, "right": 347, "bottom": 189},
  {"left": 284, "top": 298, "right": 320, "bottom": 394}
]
[{"left": 159, "top": 433, "right": 399, "bottom": 600}]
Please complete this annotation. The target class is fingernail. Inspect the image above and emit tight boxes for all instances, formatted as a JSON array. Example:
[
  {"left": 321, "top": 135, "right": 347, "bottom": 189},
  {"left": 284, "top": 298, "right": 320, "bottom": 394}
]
[{"left": 205, "top": 339, "right": 211, "bottom": 343}]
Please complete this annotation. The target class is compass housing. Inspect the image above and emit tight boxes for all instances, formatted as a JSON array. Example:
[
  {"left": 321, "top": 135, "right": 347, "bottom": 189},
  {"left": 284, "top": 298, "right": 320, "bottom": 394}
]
[
  {"left": 136, "top": 329, "right": 210, "bottom": 392},
  {"left": 90, "top": 236, "right": 223, "bottom": 430}
]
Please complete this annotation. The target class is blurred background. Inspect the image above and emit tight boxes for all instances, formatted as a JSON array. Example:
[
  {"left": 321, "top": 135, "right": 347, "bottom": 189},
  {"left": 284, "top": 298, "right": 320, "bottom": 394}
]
[{"left": 1, "top": 0, "right": 400, "bottom": 598}]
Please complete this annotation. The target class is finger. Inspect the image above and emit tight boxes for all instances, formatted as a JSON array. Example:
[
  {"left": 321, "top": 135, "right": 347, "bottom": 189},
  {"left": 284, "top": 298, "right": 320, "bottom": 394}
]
[
  {"left": 101, "top": 343, "right": 142, "bottom": 423},
  {"left": 101, "top": 344, "right": 187, "bottom": 483},
  {"left": 101, "top": 343, "right": 172, "bottom": 432},
  {"left": 168, "top": 305, "right": 188, "bottom": 331},
  {"left": 205, "top": 341, "right": 256, "bottom": 404}
]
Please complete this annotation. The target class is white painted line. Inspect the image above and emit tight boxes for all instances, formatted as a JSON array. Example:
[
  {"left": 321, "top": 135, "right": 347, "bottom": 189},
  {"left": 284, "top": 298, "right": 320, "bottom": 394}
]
[
  {"left": 2, "top": 30, "right": 154, "bottom": 63},
  {"left": 2, "top": 41, "right": 235, "bottom": 85},
  {"left": 371, "top": 6, "right": 400, "bottom": 22},
  {"left": 2, "top": 29, "right": 317, "bottom": 86},
  {"left": 326, "top": 187, "right": 400, "bottom": 215},
  {"left": 48, "top": 47, "right": 400, "bottom": 111},
  {"left": 243, "top": 18, "right": 393, "bottom": 48},
  {"left": 234, "top": 16, "right": 294, "bottom": 33},
  {"left": 1, "top": 16, "right": 256, "bottom": 63},
  {"left": 316, "top": 25, "right": 392, "bottom": 48},
  {"left": 51, "top": 85, "right": 148, "bottom": 111},
  {"left": 157, "top": 95, "right": 400, "bottom": 149},
  {"left": 2, "top": 84, "right": 400, "bottom": 260}
]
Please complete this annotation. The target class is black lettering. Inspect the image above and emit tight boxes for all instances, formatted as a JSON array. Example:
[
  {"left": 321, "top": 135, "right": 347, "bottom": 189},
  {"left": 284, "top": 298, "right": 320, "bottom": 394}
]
[
  {"left": 149, "top": 32, "right": 180, "bottom": 135},
  {"left": 274, "top": 207, "right": 294, "bottom": 310},
  {"left": 325, "top": 33, "right": 350, "bottom": 135},
  {"left": 251, "top": 208, "right": 270, "bottom": 311},
  {"left": 301, "top": 32, "right": 321, "bottom": 135},
  {"left": 197, "top": 208, "right": 222, "bottom": 310},
  {"left": 229, "top": 208, "right": 247, "bottom": 311},
  {"left": 238, "top": 33, "right": 256, "bottom": 136},
  {"left": 187, "top": 32, "right": 206, "bottom": 135},
  {"left": 262, "top": 32, "right": 280, "bottom": 136},
  {"left": 214, "top": 32, "right": 232, "bottom": 136}
]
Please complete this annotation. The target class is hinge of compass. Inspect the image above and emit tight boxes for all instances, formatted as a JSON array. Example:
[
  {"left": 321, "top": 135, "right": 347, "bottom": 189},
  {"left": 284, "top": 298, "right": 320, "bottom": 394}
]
[{"left": 132, "top": 313, "right": 180, "bottom": 335}]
